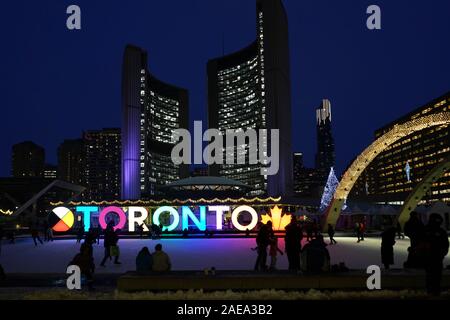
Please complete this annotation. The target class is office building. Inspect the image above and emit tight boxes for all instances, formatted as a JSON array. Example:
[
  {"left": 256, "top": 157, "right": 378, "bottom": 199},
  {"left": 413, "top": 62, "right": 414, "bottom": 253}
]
[
  {"left": 121, "top": 45, "right": 189, "bottom": 200},
  {"left": 293, "top": 152, "right": 322, "bottom": 197},
  {"left": 12, "top": 141, "right": 45, "bottom": 178},
  {"left": 43, "top": 164, "right": 57, "bottom": 180},
  {"left": 207, "top": 0, "right": 293, "bottom": 197},
  {"left": 57, "top": 139, "right": 84, "bottom": 185},
  {"left": 315, "top": 99, "right": 335, "bottom": 186},
  {"left": 293, "top": 152, "right": 304, "bottom": 193},
  {"left": 83, "top": 128, "right": 121, "bottom": 200},
  {"left": 353, "top": 92, "right": 450, "bottom": 204}
]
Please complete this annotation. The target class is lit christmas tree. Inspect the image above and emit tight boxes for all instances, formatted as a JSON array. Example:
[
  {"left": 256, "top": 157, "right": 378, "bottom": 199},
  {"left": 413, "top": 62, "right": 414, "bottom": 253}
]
[{"left": 319, "top": 167, "right": 340, "bottom": 212}]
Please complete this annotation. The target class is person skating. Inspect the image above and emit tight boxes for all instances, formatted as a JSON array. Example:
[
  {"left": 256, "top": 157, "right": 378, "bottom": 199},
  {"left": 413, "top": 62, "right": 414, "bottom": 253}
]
[
  {"left": 100, "top": 222, "right": 120, "bottom": 266},
  {"left": 327, "top": 224, "right": 337, "bottom": 245},
  {"left": 76, "top": 224, "right": 85, "bottom": 243},
  {"left": 355, "top": 222, "right": 361, "bottom": 243},
  {"left": 359, "top": 222, "right": 366, "bottom": 241},
  {"left": 94, "top": 226, "right": 101, "bottom": 245},
  {"left": 396, "top": 221, "right": 405, "bottom": 240},
  {"left": 110, "top": 229, "right": 121, "bottom": 264},
  {"left": 269, "top": 236, "right": 284, "bottom": 271},
  {"left": 43, "top": 220, "right": 50, "bottom": 242},
  {"left": 31, "top": 226, "right": 43, "bottom": 246},
  {"left": 85, "top": 228, "right": 97, "bottom": 246},
  {"left": 306, "top": 222, "right": 313, "bottom": 242}
]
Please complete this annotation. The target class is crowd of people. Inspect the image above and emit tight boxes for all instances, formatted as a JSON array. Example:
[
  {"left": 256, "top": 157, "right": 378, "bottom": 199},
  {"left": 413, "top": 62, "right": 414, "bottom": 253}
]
[
  {"left": 1, "top": 210, "right": 448, "bottom": 295},
  {"left": 251, "top": 212, "right": 449, "bottom": 295},
  {"left": 403, "top": 212, "right": 449, "bottom": 295},
  {"left": 254, "top": 216, "right": 331, "bottom": 274},
  {"left": 67, "top": 221, "right": 172, "bottom": 291},
  {"left": 375, "top": 211, "right": 449, "bottom": 295}
]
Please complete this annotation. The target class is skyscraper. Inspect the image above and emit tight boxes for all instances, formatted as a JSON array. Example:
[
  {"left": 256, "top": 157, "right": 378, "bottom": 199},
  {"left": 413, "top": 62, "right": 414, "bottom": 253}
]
[
  {"left": 57, "top": 139, "right": 84, "bottom": 185},
  {"left": 122, "top": 45, "right": 189, "bottom": 200},
  {"left": 293, "top": 152, "right": 321, "bottom": 198},
  {"left": 12, "top": 141, "right": 45, "bottom": 178},
  {"left": 293, "top": 152, "right": 304, "bottom": 193},
  {"left": 83, "top": 128, "right": 121, "bottom": 200},
  {"left": 207, "top": 0, "right": 293, "bottom": 197},
  {"left": 315, "top": 99, "right": 335, "bottom": 185}
]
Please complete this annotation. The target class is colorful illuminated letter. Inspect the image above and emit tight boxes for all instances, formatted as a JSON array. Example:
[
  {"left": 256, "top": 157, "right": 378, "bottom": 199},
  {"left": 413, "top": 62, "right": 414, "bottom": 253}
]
[
  {"left": 182, "top": 206, "right": 206, "bottom": 231},
  {"left": 231, "top": 205, "right": 258, "bottom": 231},
  {"left": 99, "top": 206, "right": 127, "bottom": 231},
  {"left": 153, "top": 206, "right": 180, "bottom": 232},
  {"left": 208, "top": 206, "right": 230, "bottom": 230},
  {"left": 76, "top": 206, "right": 98, "bottom": 231},
  {"left": 128, "top": 206, "right": 149, "bottom": 232}
]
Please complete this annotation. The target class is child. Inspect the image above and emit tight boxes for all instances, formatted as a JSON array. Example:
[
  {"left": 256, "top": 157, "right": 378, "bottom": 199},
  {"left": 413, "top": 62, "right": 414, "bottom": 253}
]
[{"left": 269, "top": 237, "right": 284, "bottom": 270}]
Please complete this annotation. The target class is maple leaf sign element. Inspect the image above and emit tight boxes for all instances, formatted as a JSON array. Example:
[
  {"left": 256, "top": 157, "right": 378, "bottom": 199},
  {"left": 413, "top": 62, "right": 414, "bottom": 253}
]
[{"left": 260, "top": 205, "right": 291, "bottom": 231}]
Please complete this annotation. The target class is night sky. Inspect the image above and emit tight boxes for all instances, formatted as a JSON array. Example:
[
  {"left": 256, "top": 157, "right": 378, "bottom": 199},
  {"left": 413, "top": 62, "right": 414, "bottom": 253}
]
[{"left": 1, "top": 0, "right": 449, "bottom": 177}]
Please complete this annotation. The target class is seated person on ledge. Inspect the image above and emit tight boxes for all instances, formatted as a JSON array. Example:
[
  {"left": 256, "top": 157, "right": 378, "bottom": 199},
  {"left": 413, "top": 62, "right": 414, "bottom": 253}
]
[
  {"left": 152, "top": 244, "right": 172, "bottom": 272},
  {"left": 136, "top": 246, "right": 153, "bottom": 273},
  {"left": 301, "top": 235, "right": 330, "bottom": 273}
]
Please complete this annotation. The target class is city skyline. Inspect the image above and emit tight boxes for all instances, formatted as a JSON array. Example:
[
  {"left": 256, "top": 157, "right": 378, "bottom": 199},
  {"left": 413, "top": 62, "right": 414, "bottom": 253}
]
[{"left": 1, "top": 0, "right": 450, "bottom": 177}]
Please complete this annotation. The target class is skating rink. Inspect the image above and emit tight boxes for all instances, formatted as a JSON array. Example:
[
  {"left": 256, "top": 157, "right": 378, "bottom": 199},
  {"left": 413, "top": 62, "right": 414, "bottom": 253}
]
[{"left": 1, "top": 237, "right": 449, "bottom": 273}]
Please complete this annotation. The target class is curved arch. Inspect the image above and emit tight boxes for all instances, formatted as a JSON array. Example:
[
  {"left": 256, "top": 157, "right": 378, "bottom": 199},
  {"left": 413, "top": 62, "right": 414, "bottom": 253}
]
[
  {"left": 397, "top": 156, "right": 450, "bottom": 228},
  {"left": 325, "top": 112, "right": 450, "bottom": 229}
]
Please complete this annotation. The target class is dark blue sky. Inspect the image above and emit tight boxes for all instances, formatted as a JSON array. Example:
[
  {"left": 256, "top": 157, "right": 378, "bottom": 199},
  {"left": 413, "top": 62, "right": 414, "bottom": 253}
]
[{"left": 1, "top": 0, "right": 449, "bottom": 177}]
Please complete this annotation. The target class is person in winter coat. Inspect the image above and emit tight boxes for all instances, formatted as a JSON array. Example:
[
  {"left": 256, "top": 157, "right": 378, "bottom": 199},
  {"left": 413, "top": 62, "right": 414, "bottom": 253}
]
[
  {"left": 422, "top": 213, "right": 449, "bottom": 296},
  {"left": 136, "top": 247, "right": 153, "bottom": 273},
  {"left": 285, "top": 216, "right": 302, "bottom": 271},
  {"left": 381, "top": 226, "right": 396, "bottom": 270}
]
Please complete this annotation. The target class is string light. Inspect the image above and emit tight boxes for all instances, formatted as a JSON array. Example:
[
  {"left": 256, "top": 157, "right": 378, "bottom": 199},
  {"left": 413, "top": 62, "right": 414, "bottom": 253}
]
[
  {"left": 335, "top": 112, "right": 450, "bottom": 200},
  {"left": 397, "top": 155, "right": 450, "bottom": 227},
  {"left": 0, "top": 209, "right": 13, "bottom": 215},
  {"left": 51, "top": 196, "right": 282, "bottom": 207},
  {"left": 326, "top": 112, "right": 450, "bottom": 228}
]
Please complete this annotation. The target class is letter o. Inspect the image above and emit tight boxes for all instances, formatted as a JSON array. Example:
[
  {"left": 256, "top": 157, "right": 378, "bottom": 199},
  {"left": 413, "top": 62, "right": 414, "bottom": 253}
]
[
  {"left": 99, "top": 206, "right": 127, "bottom": 231},
  {"left": 231, "top": 205, "right": 258, "bottom": 231},
  {"left": 153, "top": 206, "right": 180, "bottom": 232}
]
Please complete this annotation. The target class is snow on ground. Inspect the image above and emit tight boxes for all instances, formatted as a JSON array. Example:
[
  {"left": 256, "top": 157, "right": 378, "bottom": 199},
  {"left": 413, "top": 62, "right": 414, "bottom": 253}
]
[{"left": 0, "top": 237, "right": 449, "bottom": 274}]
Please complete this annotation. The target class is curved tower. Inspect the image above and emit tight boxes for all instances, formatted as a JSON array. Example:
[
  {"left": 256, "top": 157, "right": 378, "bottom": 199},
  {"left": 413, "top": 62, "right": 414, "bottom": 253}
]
[
  {"left": 122, "top": 45, "right": 188, "bottom": 200},
  {"left": 207, "top": 0, "right": 293, "bottom": 197}
]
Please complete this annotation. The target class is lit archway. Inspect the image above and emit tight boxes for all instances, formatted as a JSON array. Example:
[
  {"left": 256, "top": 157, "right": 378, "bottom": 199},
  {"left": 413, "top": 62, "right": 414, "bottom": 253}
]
[
  {"left": 324, "top": 112, "right": 450, "bottom": 229},
  {"left": 397, "top": 156, "right": 450, "bottom": 229}
]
